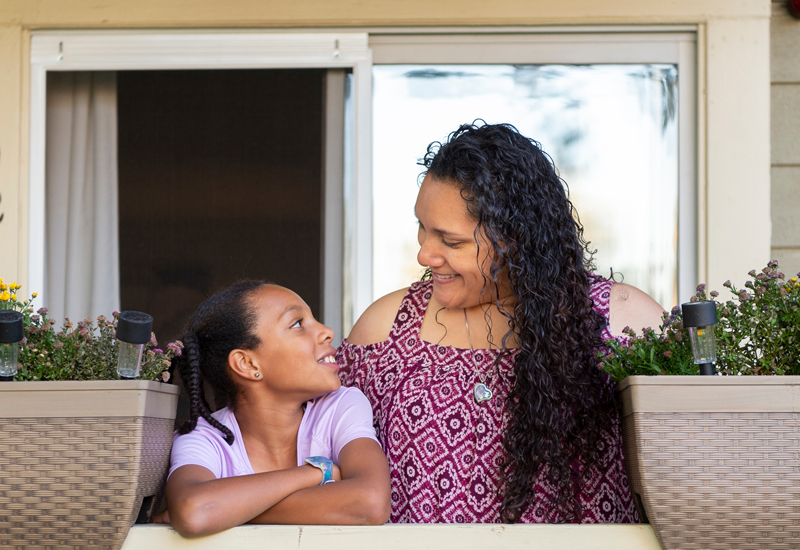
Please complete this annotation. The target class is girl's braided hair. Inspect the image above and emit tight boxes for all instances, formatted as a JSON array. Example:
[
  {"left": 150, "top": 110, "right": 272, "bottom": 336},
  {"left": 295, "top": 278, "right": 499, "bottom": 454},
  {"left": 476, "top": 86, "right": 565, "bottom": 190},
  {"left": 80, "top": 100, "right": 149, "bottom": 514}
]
[
  {"left": 175, "top": 280, "right": 268, "bottom": 445},
  {"left": 421, "top": 122, "right": 616, "bottom": 522}
]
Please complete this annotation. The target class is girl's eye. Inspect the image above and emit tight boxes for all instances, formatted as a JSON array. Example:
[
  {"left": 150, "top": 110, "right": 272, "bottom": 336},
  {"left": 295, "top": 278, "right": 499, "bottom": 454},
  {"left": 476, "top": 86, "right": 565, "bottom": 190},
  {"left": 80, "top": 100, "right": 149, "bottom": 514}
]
[{"left": 291, "top": 319, "right": 303, "bottom": 329}]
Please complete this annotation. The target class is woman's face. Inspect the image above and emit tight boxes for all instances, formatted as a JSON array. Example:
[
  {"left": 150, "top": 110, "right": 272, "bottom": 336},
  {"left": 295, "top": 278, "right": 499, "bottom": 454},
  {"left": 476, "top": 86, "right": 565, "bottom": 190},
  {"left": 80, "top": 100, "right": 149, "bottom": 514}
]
[
  {"left": 415, "top": 174, "right": 510, "bottom": 310},
  {"left": 245, "top": 285, "right": 341, "bottom": 401}
]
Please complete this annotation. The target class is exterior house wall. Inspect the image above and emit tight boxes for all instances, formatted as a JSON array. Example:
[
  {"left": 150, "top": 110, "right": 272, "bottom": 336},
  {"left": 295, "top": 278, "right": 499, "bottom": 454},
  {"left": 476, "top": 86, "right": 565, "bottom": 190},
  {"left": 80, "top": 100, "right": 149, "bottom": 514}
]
[
  {"left": 0, "top": 0, "right": 773, "bottom": 296},
  {"left": 771, "top": 0, "right": 800, "bottom": 278}
]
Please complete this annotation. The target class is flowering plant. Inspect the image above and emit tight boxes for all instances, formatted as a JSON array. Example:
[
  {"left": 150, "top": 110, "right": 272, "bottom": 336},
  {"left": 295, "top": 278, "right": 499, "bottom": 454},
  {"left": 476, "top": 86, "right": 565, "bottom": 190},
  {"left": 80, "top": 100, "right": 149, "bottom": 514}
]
[
  {"left": 600, "top": 261, "right": 800, "bottom": 381},
  {"left": 0, "top": 280, "right": 180, "bottom": 382}
]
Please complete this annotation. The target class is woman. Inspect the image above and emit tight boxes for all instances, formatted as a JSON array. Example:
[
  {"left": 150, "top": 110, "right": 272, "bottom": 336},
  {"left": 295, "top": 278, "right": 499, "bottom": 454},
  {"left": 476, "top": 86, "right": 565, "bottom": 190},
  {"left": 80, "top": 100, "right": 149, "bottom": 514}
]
[
  {"left": 336, "top": 123, "right": 664, "bottom": 524},
  {"left": 158, "top": 281, "right": 390, "bottom": 537}
]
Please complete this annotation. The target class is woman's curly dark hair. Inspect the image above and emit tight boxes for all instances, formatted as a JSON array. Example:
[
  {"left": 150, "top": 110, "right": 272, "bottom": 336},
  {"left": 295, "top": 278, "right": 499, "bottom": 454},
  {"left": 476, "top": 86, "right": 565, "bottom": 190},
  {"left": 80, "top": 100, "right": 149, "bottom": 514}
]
[
  {"left": 174, "top": 280, "right": 268, "bottom": 445},
  {"left": 421, "top": 122, "right": 617, "bottom": 523}
]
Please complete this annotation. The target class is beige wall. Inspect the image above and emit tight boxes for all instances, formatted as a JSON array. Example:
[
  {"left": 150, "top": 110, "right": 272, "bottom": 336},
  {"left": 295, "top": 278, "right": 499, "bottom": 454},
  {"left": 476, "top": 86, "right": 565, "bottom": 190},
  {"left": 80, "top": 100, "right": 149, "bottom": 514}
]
[
  {"left": 0, "top": 0, "right": 774, "bottom": 27},
  {"left": 0, "top": 0, "right": 774, "bottom": 296},
  {"left": 771, "top": 0, "right": 800, "bottom": 278}
]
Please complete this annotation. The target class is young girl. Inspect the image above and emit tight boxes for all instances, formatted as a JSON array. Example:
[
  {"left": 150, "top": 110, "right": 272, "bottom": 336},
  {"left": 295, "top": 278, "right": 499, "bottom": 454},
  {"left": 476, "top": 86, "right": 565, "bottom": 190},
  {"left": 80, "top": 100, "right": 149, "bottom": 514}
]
[{"left": 156, "top": 281, "right": 391, "bottom": 537}]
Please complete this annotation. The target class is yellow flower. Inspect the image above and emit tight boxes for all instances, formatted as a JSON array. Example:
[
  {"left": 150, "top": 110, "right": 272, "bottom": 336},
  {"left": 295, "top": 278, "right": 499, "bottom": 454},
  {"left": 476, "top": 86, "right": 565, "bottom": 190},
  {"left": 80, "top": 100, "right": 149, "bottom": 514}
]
[
  {"left": 10, "top": 283, "right": 19, "bottom": 290},
  {"left": 0, "top": 284, "right": 6, "bottom": 292},
  {"left": 32, "top": 292, "right": 38, "bottom": 298},
  {"left": 0, "top": 292, "right": 9, "bottom": 301},
  {"left": 10, "top": 294, "right": 16, "bottom": 301}
]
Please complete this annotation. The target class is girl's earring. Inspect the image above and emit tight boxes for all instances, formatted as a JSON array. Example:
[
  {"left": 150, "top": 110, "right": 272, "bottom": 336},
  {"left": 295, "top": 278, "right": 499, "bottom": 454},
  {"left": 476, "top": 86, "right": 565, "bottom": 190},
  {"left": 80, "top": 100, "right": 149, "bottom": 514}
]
[{"left": 254, "top": 372, "right": 261, "bottom": 378}]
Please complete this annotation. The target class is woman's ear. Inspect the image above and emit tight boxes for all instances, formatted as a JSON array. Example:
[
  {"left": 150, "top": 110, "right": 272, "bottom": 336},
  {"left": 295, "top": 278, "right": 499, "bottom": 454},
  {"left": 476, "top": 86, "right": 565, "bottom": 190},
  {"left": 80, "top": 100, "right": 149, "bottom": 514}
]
[{"left": 228, "top": 348, "right": 262, "bottom": 381}]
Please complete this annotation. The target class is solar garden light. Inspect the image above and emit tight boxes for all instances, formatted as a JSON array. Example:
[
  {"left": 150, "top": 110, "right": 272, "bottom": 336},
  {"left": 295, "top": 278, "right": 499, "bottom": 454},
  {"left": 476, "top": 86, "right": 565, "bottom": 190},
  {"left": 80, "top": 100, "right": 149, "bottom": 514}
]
[
  {"left": 115, "top": 311, "right": 153, "bottom": 379},
  {"left": 0, "top": 310, "right": 24, "bottom": 382},
  {"left": 681, "top": 301, "right": 719, "bottom": 376}
]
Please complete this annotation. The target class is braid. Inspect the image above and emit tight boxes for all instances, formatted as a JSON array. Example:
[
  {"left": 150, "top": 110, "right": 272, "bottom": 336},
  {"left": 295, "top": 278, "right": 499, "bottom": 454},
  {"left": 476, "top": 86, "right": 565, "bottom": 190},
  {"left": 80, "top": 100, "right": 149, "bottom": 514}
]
[
  {"left": 176, "top": 280, "right": 268, "bottom": 445},
  {"left": 178, "top": 333, "right": 234, "bottom": 445}
]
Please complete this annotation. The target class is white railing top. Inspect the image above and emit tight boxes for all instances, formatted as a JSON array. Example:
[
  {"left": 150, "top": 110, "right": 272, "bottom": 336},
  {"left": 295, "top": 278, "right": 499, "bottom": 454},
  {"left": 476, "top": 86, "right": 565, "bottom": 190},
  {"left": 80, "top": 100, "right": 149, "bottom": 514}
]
[{"left": 123, "top": 523, "right": 662, "bottom": 550}]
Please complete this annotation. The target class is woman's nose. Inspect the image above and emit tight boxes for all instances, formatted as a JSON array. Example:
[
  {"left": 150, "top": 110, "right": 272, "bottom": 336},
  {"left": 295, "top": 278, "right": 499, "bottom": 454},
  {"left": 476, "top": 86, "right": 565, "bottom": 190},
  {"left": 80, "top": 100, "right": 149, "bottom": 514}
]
[{"left": 417, "top": 235, "right": 442, "bottom": 268}]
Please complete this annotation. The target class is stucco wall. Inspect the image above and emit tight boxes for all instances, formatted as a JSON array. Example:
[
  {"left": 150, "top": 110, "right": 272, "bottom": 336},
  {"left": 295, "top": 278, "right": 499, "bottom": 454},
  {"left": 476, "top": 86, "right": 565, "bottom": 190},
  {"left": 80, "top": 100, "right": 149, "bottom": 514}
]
[{"left": 771, "top": 0, "right": 800, "bottom": 278}]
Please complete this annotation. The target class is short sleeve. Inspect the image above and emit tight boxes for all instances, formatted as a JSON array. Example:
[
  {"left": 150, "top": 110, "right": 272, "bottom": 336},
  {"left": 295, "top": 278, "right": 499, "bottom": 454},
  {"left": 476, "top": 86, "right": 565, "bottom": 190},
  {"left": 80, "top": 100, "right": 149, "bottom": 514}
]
[
  {"left": 336, "top": 339, "right": 383, "bottom": 390},
  {"left": 168, "top": 425, "right": 228, "bottom": 480},
  {"left": 329, "top": 388, "right": 381, "bottom": 460}
]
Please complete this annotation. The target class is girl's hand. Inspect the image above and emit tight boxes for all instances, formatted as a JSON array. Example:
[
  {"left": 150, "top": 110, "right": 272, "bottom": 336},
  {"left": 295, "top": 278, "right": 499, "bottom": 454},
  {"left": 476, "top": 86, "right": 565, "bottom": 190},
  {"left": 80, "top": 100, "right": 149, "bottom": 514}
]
[{"left": 332, "top": 464, "right": 342, "bottom": 482}]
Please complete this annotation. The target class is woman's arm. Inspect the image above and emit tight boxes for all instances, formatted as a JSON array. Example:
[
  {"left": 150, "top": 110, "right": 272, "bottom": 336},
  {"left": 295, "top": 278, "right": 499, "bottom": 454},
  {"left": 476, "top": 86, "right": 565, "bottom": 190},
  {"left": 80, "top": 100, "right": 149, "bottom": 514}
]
[
  {"left": 163, "top": 463, "right": 331, "bottom": 537},
  {"left": 248, "top": 438, "right": 391, "bottom": 525},
  {"left": 608, "top": 282, "right": 666, "bottom": 337}
]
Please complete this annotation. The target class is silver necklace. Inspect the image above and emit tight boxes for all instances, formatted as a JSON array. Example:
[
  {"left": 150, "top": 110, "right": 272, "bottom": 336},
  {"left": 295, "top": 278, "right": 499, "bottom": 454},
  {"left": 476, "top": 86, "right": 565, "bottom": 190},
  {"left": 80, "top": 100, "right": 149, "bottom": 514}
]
[{"left": 464, "top": 308, "right": 493, "bottom": 404}]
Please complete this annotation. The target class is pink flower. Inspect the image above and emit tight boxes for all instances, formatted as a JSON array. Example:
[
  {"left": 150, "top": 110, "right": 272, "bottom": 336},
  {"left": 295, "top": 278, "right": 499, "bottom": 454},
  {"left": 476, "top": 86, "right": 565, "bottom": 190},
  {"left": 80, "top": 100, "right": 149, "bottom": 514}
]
[{"left": 167, "top": 343, "right": 182, "bottom": 356}]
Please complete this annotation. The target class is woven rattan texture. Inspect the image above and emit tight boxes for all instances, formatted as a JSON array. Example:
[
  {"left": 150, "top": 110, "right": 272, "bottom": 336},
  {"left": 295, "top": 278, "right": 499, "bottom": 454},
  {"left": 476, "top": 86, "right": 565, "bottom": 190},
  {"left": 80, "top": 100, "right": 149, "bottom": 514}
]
[
  {"left": 624, "top": 412, "right": 800, "bottom": 550},
  {"left": 0, "top": 416, "right": 174, "bottom": 550}
]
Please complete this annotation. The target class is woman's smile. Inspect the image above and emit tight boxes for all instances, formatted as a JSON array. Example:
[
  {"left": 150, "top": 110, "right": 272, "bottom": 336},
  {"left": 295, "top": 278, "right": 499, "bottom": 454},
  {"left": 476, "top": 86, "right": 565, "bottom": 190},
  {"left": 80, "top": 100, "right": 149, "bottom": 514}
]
[{"left": 431, "top": 272, "right": 459, "bottom": 283}]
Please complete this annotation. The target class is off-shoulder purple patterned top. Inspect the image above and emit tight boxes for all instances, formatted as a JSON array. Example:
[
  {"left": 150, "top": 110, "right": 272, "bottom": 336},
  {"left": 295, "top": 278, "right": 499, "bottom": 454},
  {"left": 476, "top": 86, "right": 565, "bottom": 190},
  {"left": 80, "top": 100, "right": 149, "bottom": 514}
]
[{"left": 336, "top": 277, "right": 637, "bottom": 524}]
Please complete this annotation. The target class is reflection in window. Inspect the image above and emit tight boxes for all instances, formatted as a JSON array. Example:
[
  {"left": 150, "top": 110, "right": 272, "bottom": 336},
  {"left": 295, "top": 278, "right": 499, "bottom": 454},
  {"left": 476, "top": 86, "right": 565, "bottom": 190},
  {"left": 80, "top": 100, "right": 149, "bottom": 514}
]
[{"left": 372, "top": 64, "right": 678, "bottom": 309}]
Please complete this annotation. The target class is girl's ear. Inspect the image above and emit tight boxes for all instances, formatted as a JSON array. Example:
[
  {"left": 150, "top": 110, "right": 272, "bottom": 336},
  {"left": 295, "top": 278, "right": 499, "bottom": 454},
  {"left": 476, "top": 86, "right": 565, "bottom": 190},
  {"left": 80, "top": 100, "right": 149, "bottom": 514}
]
[{"left": 228, "top": 348, "right": 262, "bottom": 381}]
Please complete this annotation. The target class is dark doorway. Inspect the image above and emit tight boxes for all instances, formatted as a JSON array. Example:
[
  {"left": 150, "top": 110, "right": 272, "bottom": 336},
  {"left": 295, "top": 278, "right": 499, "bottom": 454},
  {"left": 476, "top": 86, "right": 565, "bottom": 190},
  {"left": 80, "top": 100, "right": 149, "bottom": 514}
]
[{"left": 117, "top": 69, "right": 324, "bottom": 344}]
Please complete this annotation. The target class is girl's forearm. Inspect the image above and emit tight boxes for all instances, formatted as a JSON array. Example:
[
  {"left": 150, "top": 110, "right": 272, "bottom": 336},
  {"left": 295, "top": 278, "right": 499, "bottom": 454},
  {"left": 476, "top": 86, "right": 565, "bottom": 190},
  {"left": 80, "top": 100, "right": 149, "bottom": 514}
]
[
  {"left": 248, "top": 476, "right": 389, "bottom": 525},
  {"left": 169, "top": 465, "right": 323, "bottom": 537}
]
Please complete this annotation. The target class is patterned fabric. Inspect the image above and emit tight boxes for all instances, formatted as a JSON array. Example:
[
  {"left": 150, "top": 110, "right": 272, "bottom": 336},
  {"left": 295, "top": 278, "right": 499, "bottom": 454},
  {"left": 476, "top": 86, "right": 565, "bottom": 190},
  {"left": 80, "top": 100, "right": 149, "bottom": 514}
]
[{"left": 336, "top": 277, "right": 638, "bottom": 524}]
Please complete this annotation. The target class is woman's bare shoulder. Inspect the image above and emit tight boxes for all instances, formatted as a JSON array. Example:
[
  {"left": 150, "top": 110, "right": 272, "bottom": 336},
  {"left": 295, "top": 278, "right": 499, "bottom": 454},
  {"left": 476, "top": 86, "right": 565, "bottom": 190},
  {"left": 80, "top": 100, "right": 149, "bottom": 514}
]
[
  {"left": 608, "top": 282, "right": 666, "bottom": 337},
  {"left": 346, "top": 288, "right": 409, "bottom": 346}
]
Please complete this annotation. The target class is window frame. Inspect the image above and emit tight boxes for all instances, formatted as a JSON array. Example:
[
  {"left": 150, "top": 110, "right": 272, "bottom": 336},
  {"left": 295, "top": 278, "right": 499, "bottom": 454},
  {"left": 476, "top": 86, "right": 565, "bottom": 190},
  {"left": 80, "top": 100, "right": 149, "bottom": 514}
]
[
  {"left": 29, "top": 27, "right": 698, "bottom": 336},
  {"left": 28, "top": 30, "right": 374, "bottom": 336},
  {"left": 369, "top": 29, "right": 698, "bottom": 305}
]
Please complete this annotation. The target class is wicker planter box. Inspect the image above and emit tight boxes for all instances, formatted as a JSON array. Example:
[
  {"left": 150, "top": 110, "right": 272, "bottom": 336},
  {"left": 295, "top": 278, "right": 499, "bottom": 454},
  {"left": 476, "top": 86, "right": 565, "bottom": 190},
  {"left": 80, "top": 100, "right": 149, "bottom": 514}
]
[
  {"left": 619, "top": 376, "right": 800, "bottom": 550},
  {"left": 0, "top": 380, "right": 180, "bottom": 550}
]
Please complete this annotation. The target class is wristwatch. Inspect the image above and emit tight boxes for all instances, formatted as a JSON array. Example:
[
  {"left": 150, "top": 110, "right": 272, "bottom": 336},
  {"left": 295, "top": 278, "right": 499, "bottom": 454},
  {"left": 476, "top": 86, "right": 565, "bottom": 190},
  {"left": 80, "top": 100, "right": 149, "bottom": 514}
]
[{"left": 304, "top": 456, "right": 335, "bottom": 485}]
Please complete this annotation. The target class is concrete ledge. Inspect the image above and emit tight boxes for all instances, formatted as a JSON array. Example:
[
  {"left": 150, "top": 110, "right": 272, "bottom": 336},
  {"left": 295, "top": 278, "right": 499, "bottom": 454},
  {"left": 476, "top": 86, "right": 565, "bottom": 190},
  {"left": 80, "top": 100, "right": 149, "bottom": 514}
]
[{"left": 122, "top": 524, "right": 662, "bottom": 550}]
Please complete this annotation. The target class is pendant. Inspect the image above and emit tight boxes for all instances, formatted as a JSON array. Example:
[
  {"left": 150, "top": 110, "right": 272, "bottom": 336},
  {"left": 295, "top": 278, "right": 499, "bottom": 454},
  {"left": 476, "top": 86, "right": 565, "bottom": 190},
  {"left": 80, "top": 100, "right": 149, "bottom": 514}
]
[{"left": 474, "top": 383, "right": 493, "bottom": 403}]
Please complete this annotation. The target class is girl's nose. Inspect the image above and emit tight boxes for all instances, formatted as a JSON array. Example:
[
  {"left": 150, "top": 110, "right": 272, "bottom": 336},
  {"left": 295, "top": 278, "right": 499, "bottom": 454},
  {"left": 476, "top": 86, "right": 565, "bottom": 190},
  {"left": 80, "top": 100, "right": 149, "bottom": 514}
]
[{"left": 318, "top": 322, "right": 334, "bottom": 344}]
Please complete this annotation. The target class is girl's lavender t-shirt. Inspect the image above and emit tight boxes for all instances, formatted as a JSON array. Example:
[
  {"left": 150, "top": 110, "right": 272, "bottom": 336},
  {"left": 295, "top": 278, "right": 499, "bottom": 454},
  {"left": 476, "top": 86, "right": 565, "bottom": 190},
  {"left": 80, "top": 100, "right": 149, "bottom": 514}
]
[{"left": 168, "top": 386, "right": 379, "bottom": 479}]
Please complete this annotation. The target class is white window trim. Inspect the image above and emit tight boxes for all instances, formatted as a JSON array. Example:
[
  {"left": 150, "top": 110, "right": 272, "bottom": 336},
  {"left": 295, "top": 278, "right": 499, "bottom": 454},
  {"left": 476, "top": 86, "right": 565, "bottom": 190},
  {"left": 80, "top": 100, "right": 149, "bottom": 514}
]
[
  {"left": 29, "top": 27, "right": 699, "bottom": 332},
  {"left": 28, "top": 30, "right": 374, "bottom": 329}
]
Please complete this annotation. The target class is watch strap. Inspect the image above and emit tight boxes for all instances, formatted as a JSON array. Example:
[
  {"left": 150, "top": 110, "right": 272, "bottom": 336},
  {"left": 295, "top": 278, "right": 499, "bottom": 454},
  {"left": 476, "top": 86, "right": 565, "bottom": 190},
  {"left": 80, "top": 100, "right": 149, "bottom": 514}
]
[{"left": 304, "top": 456, "right": 334, "bottom": 485}]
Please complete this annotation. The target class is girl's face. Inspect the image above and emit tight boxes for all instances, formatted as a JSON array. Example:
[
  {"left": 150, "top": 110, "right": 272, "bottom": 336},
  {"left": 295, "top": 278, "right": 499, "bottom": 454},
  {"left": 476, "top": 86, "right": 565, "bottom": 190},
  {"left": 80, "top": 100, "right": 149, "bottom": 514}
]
[
  {"left": 246, "top": 286, "right": 340, "bottom": 401},
  {"left": 415, "top": 174, "right": 512, "bottom": 309}
]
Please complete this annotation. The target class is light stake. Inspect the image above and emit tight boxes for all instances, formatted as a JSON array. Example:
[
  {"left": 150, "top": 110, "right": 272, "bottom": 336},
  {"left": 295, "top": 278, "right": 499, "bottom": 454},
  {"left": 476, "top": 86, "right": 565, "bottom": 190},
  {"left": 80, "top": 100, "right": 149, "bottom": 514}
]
[
  {"left": 681, "top": 301, "right": 719, "bottom": 376},
  {"left": 115, "top": 311, "right": 153, "bottom": 379},
  {"left": 0, "top": 311, "right": 24, "bottom": 381}
]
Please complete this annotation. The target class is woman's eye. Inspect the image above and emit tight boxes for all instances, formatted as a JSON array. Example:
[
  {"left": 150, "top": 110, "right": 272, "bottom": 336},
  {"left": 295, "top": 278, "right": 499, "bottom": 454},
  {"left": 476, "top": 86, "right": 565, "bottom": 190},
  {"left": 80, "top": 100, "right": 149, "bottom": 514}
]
[{"left": 442, "top": 240, "right": 459, "bottom": 248}]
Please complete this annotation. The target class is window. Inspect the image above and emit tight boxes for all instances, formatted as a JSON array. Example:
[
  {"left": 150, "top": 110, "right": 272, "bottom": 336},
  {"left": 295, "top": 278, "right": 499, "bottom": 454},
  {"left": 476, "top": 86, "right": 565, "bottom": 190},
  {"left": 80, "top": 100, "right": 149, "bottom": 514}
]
[
  {"left": 370, "top": 32, "right": 697, "bottom": 309},
  {"left": 30, "top": 29, "right": 696, "bottom": 337}
]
